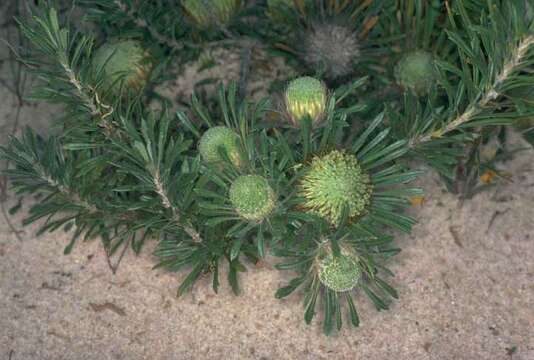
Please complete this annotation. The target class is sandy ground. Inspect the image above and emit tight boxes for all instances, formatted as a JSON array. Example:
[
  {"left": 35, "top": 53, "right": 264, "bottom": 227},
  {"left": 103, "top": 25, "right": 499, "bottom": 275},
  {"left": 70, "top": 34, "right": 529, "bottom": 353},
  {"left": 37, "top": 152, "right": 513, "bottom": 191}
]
[{"left": 1, "top": 10, "right": 534, "bottom": 360}]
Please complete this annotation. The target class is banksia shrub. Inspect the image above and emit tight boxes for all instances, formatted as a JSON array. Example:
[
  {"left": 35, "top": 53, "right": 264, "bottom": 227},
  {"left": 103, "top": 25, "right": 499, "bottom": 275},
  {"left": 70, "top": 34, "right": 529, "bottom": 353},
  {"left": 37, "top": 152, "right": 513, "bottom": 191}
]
[
  {"left": 285, "top": 76, "right": 327, "bottom": 126},
  {"left": 183, "top": 0, "right": 241, "bottom": 29},
  {"left": 199, "top": 126, "right": 243, "bottom": 167},
  {"left": 299, "top": 150, "right": 372, "bottom": 225},
  {"left": 395, "top": 50, "right": 436, "bottom": 96},
  {"left": 229, "top": 175, "right": 276, "bottom": 221},
  {"left": 91, "top": 39, "right": 152, "bottom": 95},
  {"left": 4, "top": 1, "right": 533, "bottom": 337},
  {"left": 317, "top": 247, "right": 362, "bottom": 292}
]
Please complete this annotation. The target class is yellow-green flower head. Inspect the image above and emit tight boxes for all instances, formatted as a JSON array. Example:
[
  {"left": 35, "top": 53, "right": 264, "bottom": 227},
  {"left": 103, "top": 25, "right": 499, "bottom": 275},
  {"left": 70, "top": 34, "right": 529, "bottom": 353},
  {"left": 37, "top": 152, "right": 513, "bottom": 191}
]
[
  {"left": 299, "top": 150, "right": 372, "bottom": 225},
  {"left": 318, "top": 248, "right": 361, "bottom": 292},
  {"left": 395, "top": 50, "right": 435, "bottom": 96},
  {"left": 91, "top": 39, "right": 152, "bottom": 94},
  {"left": 285, "top": 77, "right": 327, "bottom": 126},
  {"left": 229, "top": 175, "right": 276, "bottom": 221},
  {"left": 183, "top": 0, "right": 241, "bottom": 29},
  {"left": 199, "top": 126, "right": 242, "bottom": 167}
]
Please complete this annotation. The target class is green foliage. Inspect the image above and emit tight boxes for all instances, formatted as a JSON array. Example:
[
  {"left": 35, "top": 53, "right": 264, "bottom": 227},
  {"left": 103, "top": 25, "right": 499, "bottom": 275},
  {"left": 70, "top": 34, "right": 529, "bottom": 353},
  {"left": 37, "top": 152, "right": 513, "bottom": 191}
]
[
  {"left": 182, "top": 0, "right": 241, "bottom": 29},
  {"left": 1, "top": 0, "right": 534, "bottom": 336}
]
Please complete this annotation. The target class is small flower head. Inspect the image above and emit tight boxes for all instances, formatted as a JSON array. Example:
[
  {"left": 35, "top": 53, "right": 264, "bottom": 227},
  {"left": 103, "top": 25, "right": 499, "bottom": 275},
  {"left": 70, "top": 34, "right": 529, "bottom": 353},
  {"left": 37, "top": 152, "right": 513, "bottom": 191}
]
[
  {"left": 395, "top": 50, "right": 436, "bottom": 96},
  {"left": 301, "top": 22, "right": 360, "bottom": 80},
  {"left": 199, "top": 126, "right": 242, "bottom": 167},
  {"left": 299, "top": 150, "right": 372, "bottom": 225},
  {"left": 92, "top": 39, "right": 152, "bottom": 95},
  {"left": 285, "top": 76, "right": 327, "bottom": 126},
  {"left": 229, "top": 175, "right": 276, "bottom": 221},
  {"left": 183, "top": 0, "right": 241, "bottom": 29},
  {"left": 318, "top": 247, "right": 361, "bottom": 292}
]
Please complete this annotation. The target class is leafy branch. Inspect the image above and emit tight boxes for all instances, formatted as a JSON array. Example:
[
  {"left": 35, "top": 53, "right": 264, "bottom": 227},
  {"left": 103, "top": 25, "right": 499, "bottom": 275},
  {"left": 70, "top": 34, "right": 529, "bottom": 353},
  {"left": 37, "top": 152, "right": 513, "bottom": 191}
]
[
  {"left": 410, "top": 34, "right": 534, "bottom": 147},
  {"left": 16, "top": 6, "right": 114, "bottom": 129}
]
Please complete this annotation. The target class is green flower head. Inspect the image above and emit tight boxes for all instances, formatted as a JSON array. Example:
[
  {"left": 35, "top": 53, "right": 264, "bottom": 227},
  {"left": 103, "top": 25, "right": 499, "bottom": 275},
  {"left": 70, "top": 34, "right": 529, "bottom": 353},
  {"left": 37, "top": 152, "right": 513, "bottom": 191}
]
[
  {"left": 199, "top": 126, "right": 242, "bottom": 167},
  {"left": 285, "top": 76, "right": 327, "bottom": 126},
  {"left": 183, "top": 0, "right": 241, "bottom": 29},
  {"left": 229, "top": 175, "right": 276, "bottom": 221},
  {"left": 91, "top": 39, "right": 152, "bottom": 94},
  {"left": 318, "top": 248, "right": 361, "bottom": 292},
  {"left": 394, "top": 50, "right": 435, "bottom": 96},
  {"left": 299, "top": 150, "right": 372, "bottom": 225}
]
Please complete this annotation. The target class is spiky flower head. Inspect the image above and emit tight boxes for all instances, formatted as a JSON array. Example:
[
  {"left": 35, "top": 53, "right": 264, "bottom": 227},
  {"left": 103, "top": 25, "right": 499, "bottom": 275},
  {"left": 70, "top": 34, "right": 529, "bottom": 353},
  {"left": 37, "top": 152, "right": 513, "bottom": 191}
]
[
  {"left": 318, "top": 247, "right": 362, "bottom": 292},
  {"left": 285, "top": 77, "right": 327, "bottom": 126},
  {"left": 301, "top": 22, "right": 360, "bottom": 80},
  {"left": 199, "top": 126, "right": 242, "bottom": 167},
  {"left": 229, "top": 175, "right": 276, "bottom": 221},
  {"left": 91, "top": 39, "right": 152, "bottom": 95},
  {"left": 299, "top": 150, "right": 372, "bottom": 225},
  {"left": 183, "top": 0, "right": 241, "bottom": 29},
  {"left": 395, "top": 50, "right": 436, "bottom": 96}
]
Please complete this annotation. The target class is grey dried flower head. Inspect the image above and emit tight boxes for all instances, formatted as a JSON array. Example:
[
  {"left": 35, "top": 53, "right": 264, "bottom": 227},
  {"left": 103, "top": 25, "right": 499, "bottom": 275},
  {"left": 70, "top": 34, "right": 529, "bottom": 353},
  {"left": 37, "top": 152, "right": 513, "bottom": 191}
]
[{"left": 300, "top": 22, "right": 360, "bottom": 80}]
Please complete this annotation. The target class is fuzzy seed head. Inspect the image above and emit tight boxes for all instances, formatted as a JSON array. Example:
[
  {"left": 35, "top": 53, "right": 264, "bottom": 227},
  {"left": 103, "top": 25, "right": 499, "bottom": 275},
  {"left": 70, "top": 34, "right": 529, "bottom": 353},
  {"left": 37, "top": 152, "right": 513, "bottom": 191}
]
[
  {"left": 183, "top": 0, "right": 240, "bottom": 28},
  {"left": 199, "top": 126, "right": 242, "bottom": 167},
  {"left": 92, "top": 39, "right": 152, "bottom": 94},
  {"left": 285, "top": 77, "right": 327, "bottom": 125},
  {"left": 395, "top": 51, "right": 435, "bottom": 96},
  {"left": 301, "top": 22, "right": 360, "bottom": 80},
  {"left": 318, "top": 249, "right": 361, "bottom": 292},
  {"left": 229, "top": 175, "right": 276, "bottom": 221},
  {"left": 299, "top": 150, "right": 372, "bottom": 225}
]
